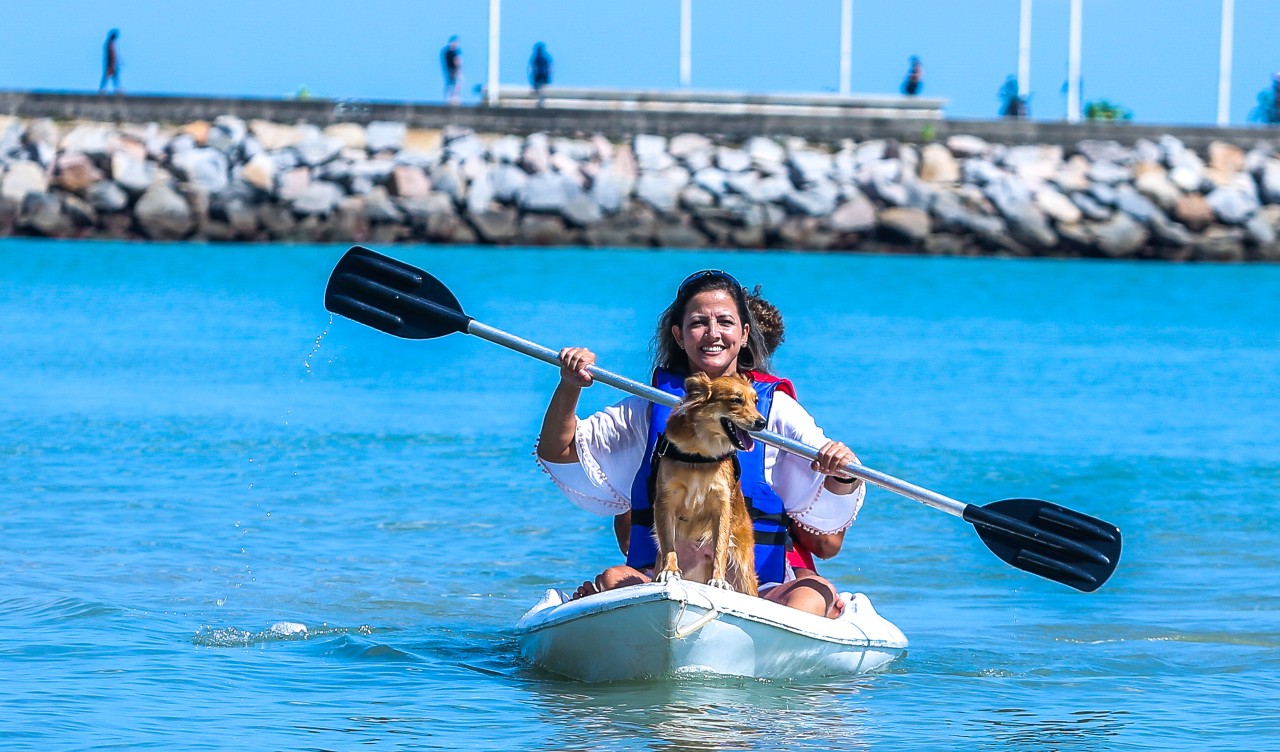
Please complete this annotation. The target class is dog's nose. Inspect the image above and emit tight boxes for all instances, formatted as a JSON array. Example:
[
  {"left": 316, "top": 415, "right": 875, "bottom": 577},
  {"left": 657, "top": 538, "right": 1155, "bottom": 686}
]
[{"left": 752, "top": 417, "right": 766, "bottom": 431}]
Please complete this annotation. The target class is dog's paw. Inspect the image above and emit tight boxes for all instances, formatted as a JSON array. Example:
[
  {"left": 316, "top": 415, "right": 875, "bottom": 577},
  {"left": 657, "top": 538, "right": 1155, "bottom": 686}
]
[
  {"left": 654, "top": 569, "right": 683, "bottom": 584},
  {"left": 706, "top": 578, "right": 735, "bottom": 592}
]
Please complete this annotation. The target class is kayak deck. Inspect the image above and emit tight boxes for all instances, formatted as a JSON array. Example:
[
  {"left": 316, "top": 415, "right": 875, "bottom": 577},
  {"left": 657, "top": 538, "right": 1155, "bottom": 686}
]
[{"left": 513, "top": 580, "right": 907, "bottom": 682}]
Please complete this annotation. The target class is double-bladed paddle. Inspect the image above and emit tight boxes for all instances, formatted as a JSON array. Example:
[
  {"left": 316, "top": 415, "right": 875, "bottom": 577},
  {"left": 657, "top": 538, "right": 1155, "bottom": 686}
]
[{"left": 324, "top": 246, "right": 1122, "bottom": 593}]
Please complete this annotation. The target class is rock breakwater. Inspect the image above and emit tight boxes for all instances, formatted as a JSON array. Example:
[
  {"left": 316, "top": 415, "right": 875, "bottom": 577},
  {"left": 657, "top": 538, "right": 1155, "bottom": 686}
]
[{"left": 2, "top": 113, "right": 1279, "bottom": 261}]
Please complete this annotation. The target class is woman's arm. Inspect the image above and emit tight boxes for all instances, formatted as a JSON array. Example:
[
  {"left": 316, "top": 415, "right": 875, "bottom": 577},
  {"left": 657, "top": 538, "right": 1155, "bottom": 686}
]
[
  {"left": 536, "top": 347, "right": 596, "bottom": 463},
  {"left": 792, "top": 525, "right": 846, "bottom": 560}
]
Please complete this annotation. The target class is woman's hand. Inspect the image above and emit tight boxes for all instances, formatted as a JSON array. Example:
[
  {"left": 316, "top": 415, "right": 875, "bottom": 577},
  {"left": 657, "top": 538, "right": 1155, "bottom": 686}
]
[
  {"left": 558, "top": 347, "right": 597, "bottom": 388},
  {"left": 812, "top": 441, "right": 863, "bottom": 494},
  {"left": 811, "top": 440, "right": 859, "bottom": 477}
]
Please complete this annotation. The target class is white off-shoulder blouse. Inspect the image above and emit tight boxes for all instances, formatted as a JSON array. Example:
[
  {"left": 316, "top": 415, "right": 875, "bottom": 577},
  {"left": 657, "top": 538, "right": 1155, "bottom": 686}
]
[{"left": 537, "top": 391, "right": 864, "bottom": 534}]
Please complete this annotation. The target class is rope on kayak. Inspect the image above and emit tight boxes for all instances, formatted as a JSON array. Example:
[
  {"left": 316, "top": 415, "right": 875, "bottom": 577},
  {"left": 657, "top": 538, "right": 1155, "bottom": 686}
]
[{"left": 673, "top": 585, "right": 721, "bottom": 639}]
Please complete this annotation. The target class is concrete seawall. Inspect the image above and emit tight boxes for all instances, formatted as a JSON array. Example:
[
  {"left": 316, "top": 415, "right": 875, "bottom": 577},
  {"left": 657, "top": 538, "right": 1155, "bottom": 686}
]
[{"left": 2, "top": 91, "right": 1280, "bottom": 261}]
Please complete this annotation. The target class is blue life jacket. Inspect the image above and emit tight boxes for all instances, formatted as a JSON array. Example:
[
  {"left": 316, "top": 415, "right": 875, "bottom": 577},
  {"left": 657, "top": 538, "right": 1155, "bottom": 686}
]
[{"left": 626, "top": 368, "right": 793, "bottom": 584}]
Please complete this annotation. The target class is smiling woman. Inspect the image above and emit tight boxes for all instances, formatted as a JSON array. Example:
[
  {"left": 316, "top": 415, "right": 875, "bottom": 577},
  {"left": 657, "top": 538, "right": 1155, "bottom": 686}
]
[{"left": 535, "top": 268, "right": 866, "bottom": 618}]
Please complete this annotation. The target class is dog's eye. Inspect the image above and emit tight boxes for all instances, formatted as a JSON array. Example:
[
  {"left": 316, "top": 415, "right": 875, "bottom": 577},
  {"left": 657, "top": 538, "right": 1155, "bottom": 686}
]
[{"left": 730, "top": 396, "right": 744, "bottom": 405}]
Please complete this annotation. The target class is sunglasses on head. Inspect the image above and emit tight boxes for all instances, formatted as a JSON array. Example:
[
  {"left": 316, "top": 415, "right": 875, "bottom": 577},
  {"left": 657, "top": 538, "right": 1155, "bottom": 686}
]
[{"left": 676, "top": 269, "right": 743, "bottom": 295}]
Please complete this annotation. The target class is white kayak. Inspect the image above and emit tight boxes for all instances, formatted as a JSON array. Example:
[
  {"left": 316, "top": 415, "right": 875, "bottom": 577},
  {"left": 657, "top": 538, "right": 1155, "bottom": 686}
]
[{"left": 513, "top": 580, "right": 907, "bottom": 682}]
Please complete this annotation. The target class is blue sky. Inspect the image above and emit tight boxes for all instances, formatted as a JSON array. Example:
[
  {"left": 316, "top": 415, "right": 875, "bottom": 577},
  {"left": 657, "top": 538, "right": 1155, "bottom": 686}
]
[{"left": 1, "top": 1, "right": 1277, "bottom": 125}]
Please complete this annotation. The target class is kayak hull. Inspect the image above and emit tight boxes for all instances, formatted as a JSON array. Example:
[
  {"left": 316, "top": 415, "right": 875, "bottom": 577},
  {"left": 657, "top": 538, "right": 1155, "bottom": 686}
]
[{"left": 513, "top": 580, "right": 907, "bottom": 683}]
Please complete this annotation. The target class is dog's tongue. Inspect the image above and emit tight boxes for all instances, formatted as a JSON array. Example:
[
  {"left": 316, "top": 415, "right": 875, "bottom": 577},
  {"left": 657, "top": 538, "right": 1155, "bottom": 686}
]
[{"left": 733, "top": 424, "right": 755, "bottom": 452}]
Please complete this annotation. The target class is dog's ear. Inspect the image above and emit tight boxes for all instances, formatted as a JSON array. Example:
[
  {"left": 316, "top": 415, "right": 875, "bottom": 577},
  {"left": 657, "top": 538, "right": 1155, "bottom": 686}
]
[{"left": 682, "top": 373, "right": 712, "bottom": 407}]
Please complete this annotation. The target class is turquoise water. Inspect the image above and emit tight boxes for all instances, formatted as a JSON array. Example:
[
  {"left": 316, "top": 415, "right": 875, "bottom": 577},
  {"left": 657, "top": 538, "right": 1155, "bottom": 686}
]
[{"left": 1, "top": 238, "right": 1277, "bottom": 751}]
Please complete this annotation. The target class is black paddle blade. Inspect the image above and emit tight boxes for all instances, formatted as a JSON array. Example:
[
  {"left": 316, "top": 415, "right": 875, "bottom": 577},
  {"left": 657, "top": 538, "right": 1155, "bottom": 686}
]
[
  {"left": 963, "top": 498, "right": 1122, "bottom": 592},
  {"left": 324, "top": 246, "right": 472, "bottom": 340}
]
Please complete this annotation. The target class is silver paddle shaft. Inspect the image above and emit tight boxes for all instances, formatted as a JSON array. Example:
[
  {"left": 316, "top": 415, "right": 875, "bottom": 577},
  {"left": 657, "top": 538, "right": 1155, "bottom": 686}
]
[{"left": 468, "top": 321, "right": 970, "bottom": 519}]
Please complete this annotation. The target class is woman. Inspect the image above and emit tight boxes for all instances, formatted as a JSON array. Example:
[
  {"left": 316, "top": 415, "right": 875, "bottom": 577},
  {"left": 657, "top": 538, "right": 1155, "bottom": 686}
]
[{"left": 536, "top": 270, "right": 865, "bottom": 618}]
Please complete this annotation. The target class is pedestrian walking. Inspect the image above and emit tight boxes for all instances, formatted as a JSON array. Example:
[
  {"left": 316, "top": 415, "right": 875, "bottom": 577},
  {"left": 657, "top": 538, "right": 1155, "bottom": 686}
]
[
  {"left": 442, "top": 36, "right": 463, "bottom": 105},
  {"left": 528, "top": 42, "right": 553, "bottom": 107},
  {"left": 99, "top": 29, "right": 122, "bottom": 94}
]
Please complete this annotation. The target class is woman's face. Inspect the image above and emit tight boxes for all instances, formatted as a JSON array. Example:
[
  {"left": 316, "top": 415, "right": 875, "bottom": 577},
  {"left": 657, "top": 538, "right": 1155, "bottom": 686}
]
[{"left": 671, "top": 289, "right": 749, "bottom": 378}]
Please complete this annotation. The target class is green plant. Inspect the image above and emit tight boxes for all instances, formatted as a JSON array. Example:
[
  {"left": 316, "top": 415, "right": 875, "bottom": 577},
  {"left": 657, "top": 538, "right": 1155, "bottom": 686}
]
[
  {"left": 920, "top": 123, "right": 937, "bottom": 143},
  {"left": 1084, "top": 99, "right": 1132, "bottom": 122}
]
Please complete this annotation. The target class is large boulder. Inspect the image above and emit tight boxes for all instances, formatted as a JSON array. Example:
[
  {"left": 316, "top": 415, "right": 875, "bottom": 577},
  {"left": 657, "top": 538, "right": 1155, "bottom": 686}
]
[
  {"left": 365, "top": 121, "right": 406, "bottom": 153},
  {"left": 54, "top": 152, "right": 103, "bottom": 194},
  {"left": 110, "top": 152, "right": 155, "bottom": 195},
  {"left": 291, "top": 180, "right": 345, "bottom": 216},
  {"left": 1206, "top": 186, "right": 1259, "bottom": 225},
  {"left": 519, "top": 172, "right": 575, "bottom": 213},
  {"left": 0, "top": 160, "right": 48, "bottom": 201},
  {"left": 715, "top": 146, "right": 751, "bottom": 173},
  {"left": 1260, "top": 159, "right": 1280, "bottom": 204},
  {"left": 1173, "top": 193, "right": 1214, "bottom": 231},
  {"left": 208, "top": 115, "right": 248, "bottom": 154},
  {"left": 828, "top": 193, "right": 877, "bottom": 233},
  {"left": 634, "top": 172, "right": 678, "bottom": 213},
  {"left": 87, "top": 180, "right": 129, "bottom": 213},
  {"left": 788, "top": 150, "right": 833, "bottom": 188},
  {"left": 170, "top": 147, "right": 229, "bottom": 193},
  {"left": 919, "top": 143, "right": 960, "bottom": 183},
  {"left": 391, "top": 165, "right": 431, "bottom": 198},
  {"left": 633, "top": 134, "right": 671, "bottom": 172},
  {"left": 134, "top": 183, "right": 193, "bottom": 240},
  {"left": 239, "top": 153, "right": 277, "bottom": 193},
  {"left": 1091, "top": 213, "right": 1148, "bottom": 258},
  {"left": 1035, "top": 189, "right": 1083, "bottom": 225},
  {"left": 878, "top": 207, "right": 931, "bottom": 244}
]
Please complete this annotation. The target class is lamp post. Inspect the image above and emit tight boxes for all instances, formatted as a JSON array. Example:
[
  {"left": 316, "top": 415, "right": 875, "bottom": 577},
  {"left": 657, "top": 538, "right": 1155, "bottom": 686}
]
[
  {"left": 1218, "top": 0, "right": 1235, "bottom": 126},
  {"left": 680, "top": 0, "right": 692, "bottom": 88},
  {"left": 487, "top": 0, "right": 500, "bottom": 105},
  {"left": 840, "top": 0, "right": 853, "bottom": 96},
  {"left": 1066, "top": 0, "right": 1082, "bottom": 122},
  {"left": 1018, "top": 0, "right": 1032, "bottom": 102}
]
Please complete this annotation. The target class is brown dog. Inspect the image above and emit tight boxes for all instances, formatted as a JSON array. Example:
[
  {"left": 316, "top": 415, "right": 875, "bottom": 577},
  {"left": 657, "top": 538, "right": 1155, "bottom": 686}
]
[{"left": 652, "top": 373, "right": 764, "bottom": 596}]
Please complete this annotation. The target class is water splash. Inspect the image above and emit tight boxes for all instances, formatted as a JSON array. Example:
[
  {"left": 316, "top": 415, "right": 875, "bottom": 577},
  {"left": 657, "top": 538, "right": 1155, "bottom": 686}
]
[
  {"left": 301, "top": 315, "right": 333, "bottom": 378},
  {"left": 193, "top": 621, "right": 374, "bottom": 648}
]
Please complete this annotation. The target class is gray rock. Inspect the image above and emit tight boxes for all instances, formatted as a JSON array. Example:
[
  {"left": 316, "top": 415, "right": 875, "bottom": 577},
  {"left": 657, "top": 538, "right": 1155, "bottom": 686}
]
[
  {"left": 0, "top": 160, "right": 48, "bottom": 201},
  {"left": 669, "top": 133, "right": 712, "bottom": 160},
  {"left": 1149, "top": 212, "right": 1194, "bottom": 247},
  {"left": 590, "top": 173, "right": 629, "bottom": 215},
  {"left": 745, "top": 136, "right": 785, "bottom": 165},
  {"left": 715, "top": 146, "right": 751, "bottom": 173},
  {"left": 635, "top": 172, "right": 678, "bottom": 213},
  {"left": 1134, "top": 169, "right": 1182, "bottom": 210},
  {"left": 828, "top": 193, "right": 877, "bottom": 233},
  {"left": 208, "top": 115, "right": 247, "bottom": 154},
  {"left": 488, "top": 135, "right": 523, "bottom": 164},
  {"left": 465, "top": 171, "right": 496, "bottom": 215},
  {"left": 350, "top": 158, "right": 394, "bottom": 185},
  {"left": 945, "top": 134, "right": 989, "bottom": 157},
  {"left": 519, "top": 172, "right": 575, "bottom": 213},
  {"left": 1114, "top": 184, "right": 1160, "bottom": 224},
  {"left": 430, "top": 162, "right": 467, "bottom": 201},
  {"left": 0, "top": 120, "right": 24, "bottom": 157},
  {"left": 1245, "top": 213, "right": 1277, "bottom": 246},
  {"left": 1088, "top": 182, "right": 1118, "bottom": 207},
  {"left": 562, "top": 193, "right": 603, "bottom": 226},
  {"left": 87, "top": 180, "right": 129, "bottom": 213},
  {"left": 490, "top": 164, "right": 529, "bottom": 203},
  {"left": 783, "top": 184, "right": 837, "bottom": 216},
  {"left": 20, "top": 192, "right": 70, "bottom": 237},
  {"left": 363, "top": 187, "right": 405, "bottom": 224},
  {"left": 1035, "top": 189, "right": 1083, "bottom": 225},
  {"left": 62, "top": 193, "right": 97, "bottom": 228},
  {"left": 1193, "top": 227, "right": 1246, "bottom": 261},
  {"left": 445, "top": 133, "right": 484, "bottom": 163},
  {"left": 291, "top": 180, "right": 344, "bottom": 216},
  {"left": 788, "top": 150, "right": 832, "bottom": 188},
  {"left": 633, "top": 134, "right": 672, "bottom": 172},
  {"left": 930, "top": 190, "right": 970, "bottom": 231},
  {"left": 470, "top": 208, "right": 519, "bottom": 242},
  {"left": 878, "top": 207, "right": 931, "bottom": 244},
  {"left": 1070, "top": 191, "right": 1112, "bottom": 221},
  {"left": 366, "top": 121, "right": 407, "bottom": 153},
  {"left": 551, "top": 137, "right": 593, "bottom": 162},
  {"left": 1206, "top": 186, "right": 1259, "bottom": 225},
  {"left": 294, "top": 134, "right": 343, "bottom": 167},
  {"left": 693, "top": 167, "right": 728, "bottom": 197},
  {"left": 1260, "top": 160, "right": 1280, "bottom": 204},
  {"left": 1091, "top": 213, "right": 1148, "bottom": 257},
  {"left": 521, "top": 133, "right": 551, "bottom": 173},
  {"left": 170, "top": 148, "right": 229, "bottom": 193},
  {"left": 1133, "top": 139, "right": 1162, "bottom": 165},
  {"left": 1076, "top": 140, "right": 1131, "bottom": 164},
  {"left": 134, "top": 182, "right": 193, "bottom": 240},
  {"left": 1088, "top": 160, "right": 1132, "bottom": 185},
  {"left": 679, "top": 184, "right": 716, "bottom": 210},
  {"left": 962, "top": 158, "right": 1003, "bottom": 186},
  {"left": 59, "top": 124, "right": 114, "bottom": 159}
]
